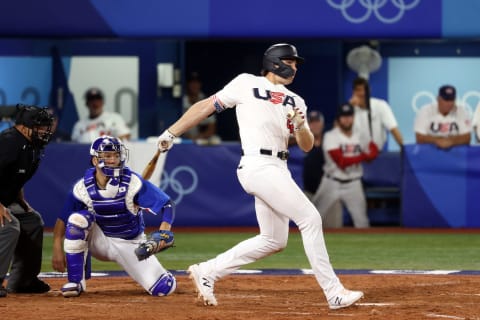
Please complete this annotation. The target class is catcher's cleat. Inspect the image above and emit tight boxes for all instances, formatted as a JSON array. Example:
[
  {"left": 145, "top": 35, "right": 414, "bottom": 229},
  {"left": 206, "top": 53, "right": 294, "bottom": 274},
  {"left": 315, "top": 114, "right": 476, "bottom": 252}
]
[
  {"left": 187, "top": 264, "right": 217, "bottom": 306},
  {"left": 61, "top": 282, "right": 83, "bottom": 298},
  {"left": 328, "top": 289, "right": 364, "bottom": 310}
]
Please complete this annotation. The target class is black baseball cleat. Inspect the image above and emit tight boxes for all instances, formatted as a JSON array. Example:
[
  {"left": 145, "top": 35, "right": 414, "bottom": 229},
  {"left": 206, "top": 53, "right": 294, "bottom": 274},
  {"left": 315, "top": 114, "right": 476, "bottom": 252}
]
[
  {"left": 7, "top": 278, "right": 50, "bottom": 294},
  {"left": 0, "top": 285, "right": 7, "bottom": 298}
]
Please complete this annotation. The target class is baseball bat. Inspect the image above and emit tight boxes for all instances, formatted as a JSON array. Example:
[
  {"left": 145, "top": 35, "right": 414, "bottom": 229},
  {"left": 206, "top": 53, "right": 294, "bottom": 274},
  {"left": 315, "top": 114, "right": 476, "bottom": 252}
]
[
  {"left": 141, "top": 149, "right": 161, "bottom": 180},
  {"left": 364, "top": 78, "right": 373, "bottom": 139}
]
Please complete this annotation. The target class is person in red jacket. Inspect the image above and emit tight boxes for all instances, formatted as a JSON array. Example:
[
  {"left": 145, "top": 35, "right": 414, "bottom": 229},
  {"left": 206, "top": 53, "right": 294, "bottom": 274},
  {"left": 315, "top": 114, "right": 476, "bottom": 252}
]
[{"left": 311, "top": 103, "right": 378, "bottom": 228}]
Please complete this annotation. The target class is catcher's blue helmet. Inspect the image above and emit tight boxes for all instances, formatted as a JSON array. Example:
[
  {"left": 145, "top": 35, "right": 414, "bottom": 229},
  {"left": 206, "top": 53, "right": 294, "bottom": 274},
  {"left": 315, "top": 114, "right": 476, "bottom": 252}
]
[{"left": 90, "top": 135, "right": 128, "bottom": 178}]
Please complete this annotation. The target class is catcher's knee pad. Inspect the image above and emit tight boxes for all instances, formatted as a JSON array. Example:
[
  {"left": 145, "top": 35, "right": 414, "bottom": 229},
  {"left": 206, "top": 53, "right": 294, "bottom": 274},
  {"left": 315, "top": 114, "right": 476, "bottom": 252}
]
[
  {"left": 64, "top": 211, "right": 92, "bottom": 253},
  {"left": 149, "top": 272, "right": 176, "bottom": 296}
]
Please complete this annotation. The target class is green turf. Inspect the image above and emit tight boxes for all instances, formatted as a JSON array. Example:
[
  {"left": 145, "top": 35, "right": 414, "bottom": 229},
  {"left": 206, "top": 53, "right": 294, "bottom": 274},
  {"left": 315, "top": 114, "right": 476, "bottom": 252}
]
[{"left": 41, "top": 231, "right": 480, "bottom": 272}]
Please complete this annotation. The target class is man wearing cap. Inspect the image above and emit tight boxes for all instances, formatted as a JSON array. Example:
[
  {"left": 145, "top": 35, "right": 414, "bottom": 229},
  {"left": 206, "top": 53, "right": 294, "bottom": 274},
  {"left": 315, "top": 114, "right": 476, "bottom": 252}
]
[
  {"left": 311, "top": 103, "right": 378, "bottom": 228},
  {"left": 71, "top": 87, "right": 131, "bottom": 143},
  {"left": 414, "top": 85, "right": 471, "bottom": 149},
  {"left": 0, "top": 105, "right": 55, "bottom": 297}
]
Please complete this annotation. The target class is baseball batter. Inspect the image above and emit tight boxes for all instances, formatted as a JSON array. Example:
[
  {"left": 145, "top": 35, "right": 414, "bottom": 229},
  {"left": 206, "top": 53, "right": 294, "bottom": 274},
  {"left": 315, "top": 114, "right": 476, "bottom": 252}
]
[
  {"left": 52, "top": 136, "right": 176, "bottom": 297},
  {"left": 157, "top": 43, "right": 364, "bottom": 309},
  {"left": 311, "top": 103, "right": 378, "bottom": 228},
  {"left": 414, "top": 85, "right": 471, "bottom": 149}
]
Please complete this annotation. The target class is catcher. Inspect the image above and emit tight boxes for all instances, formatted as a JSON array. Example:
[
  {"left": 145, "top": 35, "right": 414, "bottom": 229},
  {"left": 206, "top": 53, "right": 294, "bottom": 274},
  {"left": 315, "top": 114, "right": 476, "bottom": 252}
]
[{"left": 52, "top": 135, "right": 176, "bottom": 297}]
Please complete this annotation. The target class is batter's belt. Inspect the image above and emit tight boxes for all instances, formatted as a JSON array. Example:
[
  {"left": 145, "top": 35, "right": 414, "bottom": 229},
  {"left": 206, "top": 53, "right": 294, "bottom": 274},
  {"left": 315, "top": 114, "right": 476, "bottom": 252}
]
[{"left": 241, "top": 148, "right": 290, "bottom": 160}]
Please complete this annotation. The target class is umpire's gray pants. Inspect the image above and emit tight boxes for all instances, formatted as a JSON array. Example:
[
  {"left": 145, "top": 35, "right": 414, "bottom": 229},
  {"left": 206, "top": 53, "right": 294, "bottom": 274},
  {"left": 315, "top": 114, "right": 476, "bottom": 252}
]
[
  {"left": 0, "top": 204, "right": 44, "bottom": 289},
  {"left": 0, "top": 210, "right": 20, "bottom": 283}
]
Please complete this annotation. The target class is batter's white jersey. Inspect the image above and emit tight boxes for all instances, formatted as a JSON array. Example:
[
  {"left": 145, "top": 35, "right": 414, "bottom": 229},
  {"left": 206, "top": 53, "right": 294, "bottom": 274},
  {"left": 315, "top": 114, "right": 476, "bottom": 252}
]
[
  {"left": 196, "top": 73, "right": 348, "bottom": 301},
  {"left": 323, "top": 127, "right": 366, "bottom": 180},
  {"left": 414, "top": 103, "right": 471, "bottom": 137},
  {"left": 215, "top": 73, "right": 309, "bottom": 152},
  {"left": 71, "top": 111, "right": 131, "bottom": 143},
  {"left": 352, "top": 97, "right": 398, "bottom": 150}
]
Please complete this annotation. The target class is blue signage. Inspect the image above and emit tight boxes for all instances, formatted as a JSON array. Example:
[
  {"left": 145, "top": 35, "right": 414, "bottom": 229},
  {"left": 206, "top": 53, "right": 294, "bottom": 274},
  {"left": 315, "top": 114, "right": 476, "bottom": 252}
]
[{"left": 0, "top": 0, "right": 476, "bottom": 38}]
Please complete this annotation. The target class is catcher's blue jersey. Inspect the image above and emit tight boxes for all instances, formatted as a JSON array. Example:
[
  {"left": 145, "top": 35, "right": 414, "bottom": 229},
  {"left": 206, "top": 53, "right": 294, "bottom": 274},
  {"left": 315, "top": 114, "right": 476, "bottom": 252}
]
[{"left": 59, "top": 167, "right": 171, "bottom": 239}]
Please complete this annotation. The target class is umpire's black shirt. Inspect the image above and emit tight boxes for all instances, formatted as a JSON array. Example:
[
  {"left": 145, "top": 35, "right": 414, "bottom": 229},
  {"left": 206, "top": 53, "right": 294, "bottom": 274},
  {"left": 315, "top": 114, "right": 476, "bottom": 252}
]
[{"left": 0, "top": 127, "right": 42, "bottom": 206}]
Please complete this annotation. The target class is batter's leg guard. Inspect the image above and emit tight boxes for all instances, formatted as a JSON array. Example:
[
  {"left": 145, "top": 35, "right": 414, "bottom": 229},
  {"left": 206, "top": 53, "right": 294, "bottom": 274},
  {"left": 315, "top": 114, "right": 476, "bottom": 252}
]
[
  {"left": 149, "top": 272, "right": 176, "bottom": 296},
  {"left": 63, "top": 211, "right": 93, "bottom": 285}
]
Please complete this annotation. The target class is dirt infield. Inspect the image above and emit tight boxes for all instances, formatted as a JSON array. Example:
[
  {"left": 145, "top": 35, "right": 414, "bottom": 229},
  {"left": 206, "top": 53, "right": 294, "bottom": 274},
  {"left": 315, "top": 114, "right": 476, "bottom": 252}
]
[{"left": 2, "top": 274, "right": 479, "bottom": 320}]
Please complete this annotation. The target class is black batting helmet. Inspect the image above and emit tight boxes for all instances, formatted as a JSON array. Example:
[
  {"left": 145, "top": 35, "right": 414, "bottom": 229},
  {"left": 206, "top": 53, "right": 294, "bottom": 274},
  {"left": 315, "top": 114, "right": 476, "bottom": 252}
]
[{"left": 262, "top": 43, "right": 305, "bottom": 79}]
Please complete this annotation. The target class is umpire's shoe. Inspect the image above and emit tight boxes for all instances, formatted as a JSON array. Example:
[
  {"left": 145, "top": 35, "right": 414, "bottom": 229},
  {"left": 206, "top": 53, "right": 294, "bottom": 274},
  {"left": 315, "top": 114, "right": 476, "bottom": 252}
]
[
  {"left": 328, "top": 289, "right": 364, "bottom": 310},
  {"left": 187, "top": 264, "right": 217, "bottom": 306},
  {"left": 0, "top": 285, "right": 7, "bottom": 298},
  {"left": 61, "top": 282, "right": 83, "bottom": 298},
  {"left": 7, "top": 278, "right": 50, "bottom": 294}
]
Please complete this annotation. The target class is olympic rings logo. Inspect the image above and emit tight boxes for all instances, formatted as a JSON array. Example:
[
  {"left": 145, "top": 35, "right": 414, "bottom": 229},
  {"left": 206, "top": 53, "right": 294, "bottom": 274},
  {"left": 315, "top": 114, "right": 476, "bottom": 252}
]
[
  {"left": 327, "top": 0, "right": 420, "bottom": 24},
  {"left": 159, "top": 166, "right": 198, "bottom": 204},
  {"left": 411, "top": 90, "right": 480, "bottom": 117}
]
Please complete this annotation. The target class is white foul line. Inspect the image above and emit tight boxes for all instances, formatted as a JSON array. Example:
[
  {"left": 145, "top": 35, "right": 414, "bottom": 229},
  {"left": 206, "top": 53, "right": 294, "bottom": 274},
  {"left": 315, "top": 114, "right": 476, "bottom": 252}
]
[{"left": 425, "top": 313, "right": 465, "bottom": 320}]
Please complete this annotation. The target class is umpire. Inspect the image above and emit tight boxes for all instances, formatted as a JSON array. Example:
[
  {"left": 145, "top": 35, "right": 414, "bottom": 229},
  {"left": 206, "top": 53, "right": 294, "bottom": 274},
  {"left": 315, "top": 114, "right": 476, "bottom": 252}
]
[{"left": 0, "top": 104, "right": 55, "bottom": 297}]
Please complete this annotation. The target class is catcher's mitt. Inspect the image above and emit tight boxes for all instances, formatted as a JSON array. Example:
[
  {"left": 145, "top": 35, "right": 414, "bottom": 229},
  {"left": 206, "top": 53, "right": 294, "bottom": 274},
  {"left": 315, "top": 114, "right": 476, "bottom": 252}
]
[{"left": 134, "top": 230, "right": 175, "bottom": 261}]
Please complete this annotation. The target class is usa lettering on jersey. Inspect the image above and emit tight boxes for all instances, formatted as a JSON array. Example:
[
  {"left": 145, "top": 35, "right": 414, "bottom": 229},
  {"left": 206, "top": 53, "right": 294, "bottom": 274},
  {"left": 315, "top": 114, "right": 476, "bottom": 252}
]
[
  {"left": 253, "top": 88, "right": 296, "bottom": 107},
  {"left": 341, "top": 143, "right": 362, "bottom": 156},
  {"left": 430, "top": 122, "right": 459, "bottom": 134}
]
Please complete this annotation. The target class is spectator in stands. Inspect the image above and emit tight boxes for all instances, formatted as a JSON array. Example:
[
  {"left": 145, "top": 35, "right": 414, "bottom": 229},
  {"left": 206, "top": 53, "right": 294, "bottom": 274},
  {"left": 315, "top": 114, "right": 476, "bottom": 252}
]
[
  {"left": 71, "top": 88, "right": 131, "bottom": 143},
  {"left": 414, "top": 85, "right": 471, "bottom": 149},
  {"left": 311, "top": 103, "right": 378, "bottom": 228},
  {"left": 0, "top": 105, "right": 55, "bottom": 297},
  {"left": 182, "top": 72, "right": 221, "bottom": 145},
  {"left": 302, "top": 110, "right": 343, "bottom": 228},
  {"left": 349, "top": 77, "right": 403, "bottom": 151}
]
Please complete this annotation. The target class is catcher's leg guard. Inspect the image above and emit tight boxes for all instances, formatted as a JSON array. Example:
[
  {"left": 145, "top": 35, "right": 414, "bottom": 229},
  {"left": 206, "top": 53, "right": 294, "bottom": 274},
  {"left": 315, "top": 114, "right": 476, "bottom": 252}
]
[
  {"left": 64, "top": 211, "right": 93, "bottom": 284},
  {"left": 149, "top": 272, "right": 176, "bottom": 296}
]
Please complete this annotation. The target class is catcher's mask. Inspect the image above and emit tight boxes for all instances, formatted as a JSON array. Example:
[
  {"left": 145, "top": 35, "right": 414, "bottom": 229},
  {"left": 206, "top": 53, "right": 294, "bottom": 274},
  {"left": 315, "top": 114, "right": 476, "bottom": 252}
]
[
  {"left": 90, "top": 135, "right": 129, "bottom": 178},
  {"left": 15, "top": 104, "right": 55, "bottom": 148},
  {"left": 262, "top": 43, "right": 305, "bottom": 79}
]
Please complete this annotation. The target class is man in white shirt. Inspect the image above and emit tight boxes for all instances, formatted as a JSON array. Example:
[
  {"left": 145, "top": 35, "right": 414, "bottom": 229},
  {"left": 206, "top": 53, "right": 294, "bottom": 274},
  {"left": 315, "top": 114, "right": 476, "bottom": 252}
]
[
  {"left": 71, "top": 88, "right": 131, "bottom": 143},
  {"left": 349, "top": 77, "right": 403, "bottom": 150},
  {"left": 157, "top": 43, "right": 363, "bottom": 310},
  {"left": 414, "top": 85, "right": 471, "bottom": 149}
]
